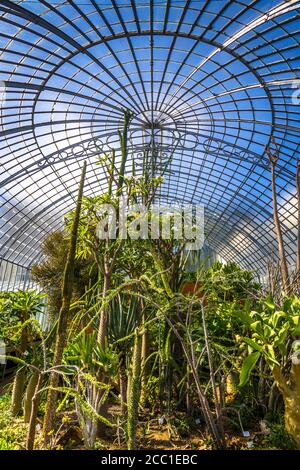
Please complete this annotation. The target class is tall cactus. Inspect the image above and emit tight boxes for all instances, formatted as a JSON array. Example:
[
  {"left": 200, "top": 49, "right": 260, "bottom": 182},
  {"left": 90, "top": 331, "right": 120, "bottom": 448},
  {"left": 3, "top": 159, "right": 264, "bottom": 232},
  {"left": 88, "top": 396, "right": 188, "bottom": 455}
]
[
  {"left": 43, "top": 161, "right": 87, "bottom": 444},
  {"left": 97, "top": 109, "right": 133, "bottom": 349},
  {"left": 117, "top": 109, "right": 133, "bottom": 194},
  {"left": 11, "top": 368, "right": 26, "bottom": 416},
  {"left": 26, "top": 371, "right": 42, "bottom": 450},
  {"left": 11, "top": 304, "right": 30, "bottom": 416},
  {"left": 127, "top": 329, "right": 142, "bottom": 450},
  {"left": 150, "top": 248, "right": 174, "bottom": 298},
  {"left": 119, "top": 351, "right": 127, "bottom": 415},
  {"left": 24, "top": 370, "right": 39, "bottom": 423},
  {"left": 140, "top": 320, "right": 149, "bottom": 407}
]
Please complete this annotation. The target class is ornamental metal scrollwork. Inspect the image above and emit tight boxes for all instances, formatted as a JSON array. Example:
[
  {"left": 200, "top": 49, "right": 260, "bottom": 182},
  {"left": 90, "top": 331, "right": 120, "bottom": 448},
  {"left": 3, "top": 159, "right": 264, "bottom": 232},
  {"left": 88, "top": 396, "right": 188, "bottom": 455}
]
[
  {"left": 37, "top": 136, "right": 112, "bottom": 168},
  {"left": 202, "top": 139, "right": 269, "bottom": 168}
]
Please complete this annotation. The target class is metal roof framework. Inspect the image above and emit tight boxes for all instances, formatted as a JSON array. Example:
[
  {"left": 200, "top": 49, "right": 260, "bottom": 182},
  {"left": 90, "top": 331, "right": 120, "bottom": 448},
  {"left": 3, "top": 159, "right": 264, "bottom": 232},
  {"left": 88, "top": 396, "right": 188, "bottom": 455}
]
[{"left": 0, "top": 0, "right": 300, "bottom": 286}]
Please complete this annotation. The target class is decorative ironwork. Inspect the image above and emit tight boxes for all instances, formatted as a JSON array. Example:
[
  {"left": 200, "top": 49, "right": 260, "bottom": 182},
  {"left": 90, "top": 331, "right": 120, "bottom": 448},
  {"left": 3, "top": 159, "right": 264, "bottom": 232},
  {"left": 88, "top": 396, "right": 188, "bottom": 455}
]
[
  {"left": 202, "top": 139, "right": 270, "bottom": 168},
  {"left": 37, "top": 137, "right": 107, "bottom": 168},
  {"left": 38, "top": 111, "right": 202, "bottom": 176}
]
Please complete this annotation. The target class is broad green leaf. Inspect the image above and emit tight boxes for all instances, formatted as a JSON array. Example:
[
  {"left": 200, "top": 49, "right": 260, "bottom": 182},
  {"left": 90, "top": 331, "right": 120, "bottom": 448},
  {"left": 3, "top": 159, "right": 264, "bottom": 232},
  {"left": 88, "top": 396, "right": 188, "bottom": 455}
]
[
  {"left": 239, "top": 351, "right": 261, "bottom": 387},
  {"left": 271, "top": 311, "right": 284, "bottom": 329},
  {"left": 264, "top": 295, "right": 275, "bottom": 310},
  {"left": 264, "top": 344, "right": 280, "bottom": 366},
  {"left": 243, "top": 337, "right": 263, "bottom": 353},
  {"left": 263, "top": 324, "right": 275, "bottom": 338},
  {"left": 274, "top": 324, "right": 289, "bottom": 349},
  {"left": 250, "top": 320, "right": 263, "bottom": 333},
  {"left": 266, "top": 344, "right": 275, "bottom": 360}
]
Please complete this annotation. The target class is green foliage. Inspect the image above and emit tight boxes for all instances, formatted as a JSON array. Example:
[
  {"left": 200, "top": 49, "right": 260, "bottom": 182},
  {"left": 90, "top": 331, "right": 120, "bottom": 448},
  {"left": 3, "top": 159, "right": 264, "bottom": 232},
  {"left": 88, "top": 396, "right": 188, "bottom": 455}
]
[
  {"left": 166, "top": 415, "right": 192, "bottom": 439},
  {"left": 204, "top": 261, "right": 259, "bottom": 302},
  {"left": 0, "top": 394, "right": 27, "bottom": 450},
  {"left": 239, "top": 351, "right": 261, "bottom": 387},
  {"left": 260, "top": 423, "right": 297, "bottom": 450},
  {"left": 108, "top": 294, "right": 141, "bottom": 346},
  {"left": 0, "top": 289, "right": 45, "bottom": 318},
  {"left": 0, "top": 289, "right": 45, "bottom": 401},
  {"left": 12, "top": 112, "right": 295, "bottom": 450},
  {"left": 239, "top": 294, "right": 300, "bottom": 378},
  {"left": 64, "top": 331, "right": 118, "bottom": 377},
  {"left": 31, "top": 231, "right": 96, "bottom": 323},
  {"left": 0, "top": 289, "right": 45, "bottom": 345}
]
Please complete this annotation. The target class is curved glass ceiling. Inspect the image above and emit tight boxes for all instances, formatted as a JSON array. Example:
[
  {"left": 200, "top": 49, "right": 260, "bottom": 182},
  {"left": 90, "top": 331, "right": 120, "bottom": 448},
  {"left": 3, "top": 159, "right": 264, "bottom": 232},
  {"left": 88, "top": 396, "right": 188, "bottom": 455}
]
[{"left": 0, "top": 0, "right": 299, "bottom": 273}]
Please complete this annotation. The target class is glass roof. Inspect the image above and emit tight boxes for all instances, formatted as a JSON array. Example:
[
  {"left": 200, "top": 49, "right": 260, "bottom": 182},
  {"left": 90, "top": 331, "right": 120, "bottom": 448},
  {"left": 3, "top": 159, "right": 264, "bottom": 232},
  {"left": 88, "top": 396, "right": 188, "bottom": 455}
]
[{"left": 0, "top": 0, "right": 299, "bottom": 273}]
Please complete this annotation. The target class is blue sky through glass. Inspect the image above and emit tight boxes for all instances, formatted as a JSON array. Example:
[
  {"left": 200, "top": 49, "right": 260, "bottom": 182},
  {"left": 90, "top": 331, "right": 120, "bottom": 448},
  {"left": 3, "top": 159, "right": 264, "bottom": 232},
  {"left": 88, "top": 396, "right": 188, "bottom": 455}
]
[{"left": 0, "top": 0, "right": 299, "bottom": 272}]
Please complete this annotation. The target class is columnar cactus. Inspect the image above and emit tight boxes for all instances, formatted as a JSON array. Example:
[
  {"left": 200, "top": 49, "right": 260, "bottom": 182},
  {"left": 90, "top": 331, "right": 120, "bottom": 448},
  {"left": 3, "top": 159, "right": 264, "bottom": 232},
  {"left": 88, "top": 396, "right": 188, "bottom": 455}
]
[
  {"left": 12, "top": 306, "right": 30, "bottom": 416},
  {"left": 43, "top": 161, "right": 87, "bottom": 444},
  {"left": 127, "top": 329, "right": 142, "bottom": 450},
  {"left": 24, "top": 370, "right": 39, "bottom": 423},
  {"left": 26, "top": 371, "right": 42, "bottom": 450},
  {"left": 11, "top": 368, "right": 26, "bottom": 416}
]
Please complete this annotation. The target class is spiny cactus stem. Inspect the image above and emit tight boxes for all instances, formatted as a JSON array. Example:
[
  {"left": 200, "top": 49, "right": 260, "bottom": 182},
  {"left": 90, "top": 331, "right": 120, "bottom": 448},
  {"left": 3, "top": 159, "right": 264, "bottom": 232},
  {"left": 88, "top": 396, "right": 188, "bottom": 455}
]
[
  {"left": 127, "top": 329, "right": 142, "bottom": 450},
  {"left": 43, "top": 161, "right": 87, "bottom": 444}
]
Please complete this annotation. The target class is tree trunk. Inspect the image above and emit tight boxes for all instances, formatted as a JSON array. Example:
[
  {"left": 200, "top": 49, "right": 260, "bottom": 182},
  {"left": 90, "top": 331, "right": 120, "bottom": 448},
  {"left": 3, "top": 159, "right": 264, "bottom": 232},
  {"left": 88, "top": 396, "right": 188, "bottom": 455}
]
[
  {"left": 186, "top": 366, "right": 191, "bottom": 415},
  {"left": 43, "top": 161, "right": 87, "bottom": 444},
  {"left": 96, "top": 110, "right": 131, "bottom": 347},
  {"left": 117, "top": 109, "right": 131, "bottom": 193},
  {"left": 93, "top": 267, "right": 111, "bottom": 440},
  {"left": 26, "top": 372, "right": 42, "bottom": 450},
  {"left": 267, "top": 150, "right": 289, "bottom": 291},
  {"left": 200, "top": 300, "right": 225, "bottom": 446},
  {"left": 283, "top": 392, "right": 300, "bottom": 448},
  {"left": 273, "top": 364, "right": 300, "bottom": 448},
  {"left": 165, "top": 315, "right": 225, "bottom": 449}
]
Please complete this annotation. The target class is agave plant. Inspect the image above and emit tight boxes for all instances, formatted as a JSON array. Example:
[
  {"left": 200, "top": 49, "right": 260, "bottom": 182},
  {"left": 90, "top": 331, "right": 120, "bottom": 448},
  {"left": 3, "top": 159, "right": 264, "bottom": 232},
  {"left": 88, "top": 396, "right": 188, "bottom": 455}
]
[{"left": 64, "top": 331, "right": 118, "bottom": 448}]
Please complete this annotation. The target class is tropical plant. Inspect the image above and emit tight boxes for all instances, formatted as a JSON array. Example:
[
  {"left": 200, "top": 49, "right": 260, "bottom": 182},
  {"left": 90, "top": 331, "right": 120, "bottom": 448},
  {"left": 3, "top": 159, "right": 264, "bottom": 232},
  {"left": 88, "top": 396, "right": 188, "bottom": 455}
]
[
  {"left": 203, "top": 261, "right": 259, "bottom": 302},
  {"left": 239, "top": 294, "right": 300, "bottom": 446},
  {"left": 0, "top": 289, "right": 45, "bottom": 416},
  {"left": 0, "top": 394, "right": 27, "bottom": 450},
  {"left": 31, "top": 230, "right": 97, "bottom": 324},
  {"left": 64, "top": 331, "right": 118, "bottom": 448}
]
